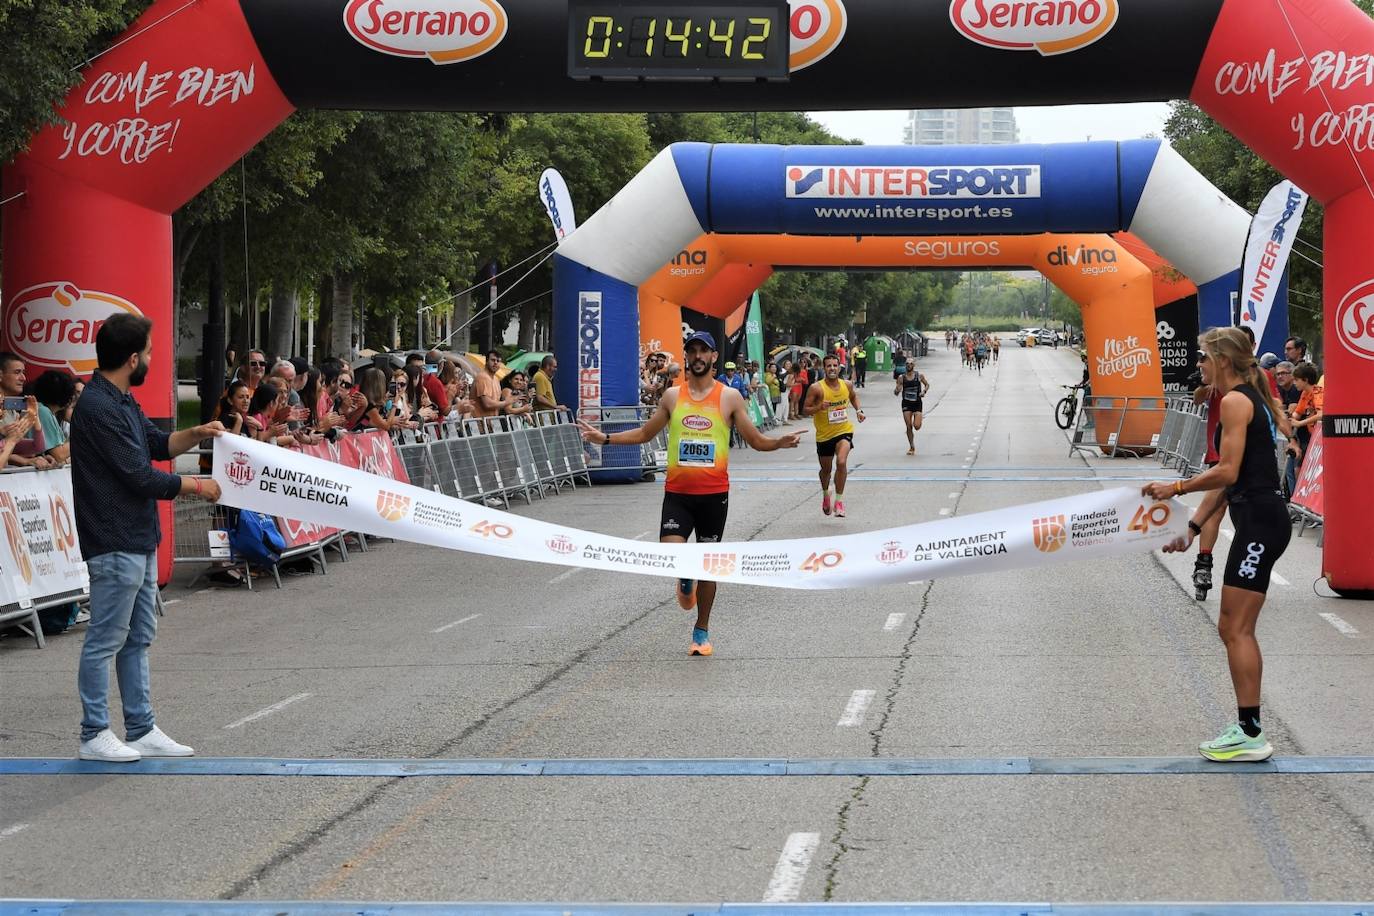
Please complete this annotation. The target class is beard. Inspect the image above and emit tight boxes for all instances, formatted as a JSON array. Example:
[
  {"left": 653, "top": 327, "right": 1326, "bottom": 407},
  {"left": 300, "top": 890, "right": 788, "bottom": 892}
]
[
  {"left": 688, "top": 358, "right": 711, "bottom": 377},
  {"left": 130, "top": 355, "right": 150, "bottom": 387}
]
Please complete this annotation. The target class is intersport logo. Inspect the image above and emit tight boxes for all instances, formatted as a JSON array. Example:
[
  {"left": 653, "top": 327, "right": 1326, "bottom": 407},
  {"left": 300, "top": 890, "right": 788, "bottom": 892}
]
[
  {"left": 344, "top": 0, "right": 508, "bottom": 65},
  {"left": 949, "top": 0, "right": 1118, "bottom": 56},
  {"left": 1335, "top": 279, "right": 1374, "bottom": 361}
]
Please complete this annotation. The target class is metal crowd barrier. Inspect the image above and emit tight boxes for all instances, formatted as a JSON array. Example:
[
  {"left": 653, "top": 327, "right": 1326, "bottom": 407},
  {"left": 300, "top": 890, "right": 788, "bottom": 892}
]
[{"left": 1068, "top": 396, "right": 1169, "bottom": 459}]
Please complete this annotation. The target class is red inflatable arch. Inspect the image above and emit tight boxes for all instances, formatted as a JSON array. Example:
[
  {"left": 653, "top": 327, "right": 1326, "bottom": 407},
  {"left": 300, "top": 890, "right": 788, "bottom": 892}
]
[{"left": 3, "top": 0, "right": 1372, "bottom": 592}]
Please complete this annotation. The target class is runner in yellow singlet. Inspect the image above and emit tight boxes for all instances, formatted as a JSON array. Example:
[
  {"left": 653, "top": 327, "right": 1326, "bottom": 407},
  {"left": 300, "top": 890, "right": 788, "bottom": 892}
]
[
  {"left": 802, "top": 354, "right": 864, "bottom": 518},
  {"left": 578, "top": 332, "right": 802, "bottom": 657}
]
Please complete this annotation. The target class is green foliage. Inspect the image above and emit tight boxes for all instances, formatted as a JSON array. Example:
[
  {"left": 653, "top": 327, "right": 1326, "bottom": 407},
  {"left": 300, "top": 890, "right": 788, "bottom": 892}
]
[{"left": 0, "top": 0, "right": 152, "bottom": 164}]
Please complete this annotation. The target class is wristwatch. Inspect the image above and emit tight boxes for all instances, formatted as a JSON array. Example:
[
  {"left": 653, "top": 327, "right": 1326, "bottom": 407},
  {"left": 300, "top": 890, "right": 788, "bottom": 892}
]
[{"left": 1187, "top": 520, "right": 1203, "bottom": 536}]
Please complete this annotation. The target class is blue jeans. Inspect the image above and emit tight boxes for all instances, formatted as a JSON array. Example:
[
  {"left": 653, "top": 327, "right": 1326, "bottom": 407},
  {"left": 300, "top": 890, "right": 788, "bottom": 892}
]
[
  {"left": 78, "top": 552, "right": 158, "bottom": 742},
  {"left": 1284, "top": 452, "right": 1299, "bottom": 499}
]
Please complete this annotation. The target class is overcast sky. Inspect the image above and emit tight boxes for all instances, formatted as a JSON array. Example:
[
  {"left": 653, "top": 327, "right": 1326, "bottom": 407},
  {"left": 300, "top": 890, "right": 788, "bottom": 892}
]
[{"left": 808, "top": 102, "right": 1173, "bottom": 146}]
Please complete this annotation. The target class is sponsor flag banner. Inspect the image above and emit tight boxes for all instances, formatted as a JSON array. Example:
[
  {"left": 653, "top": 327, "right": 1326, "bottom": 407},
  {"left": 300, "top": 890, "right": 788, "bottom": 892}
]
[
  {"left": 1291, "top": 425, "right": 1325, "bottom": 518},
  {"left": 1238, "top": 180, "right": 1307, "bottom": 346},
  {"left": 746, "top": 292, "right": 767, "bottom": 367},
  {"left": 0, "top": 467, "right": 88, "bottom": 606},
  {"left": 215, "top": 437, "right": 1185, "bottom": 591},
  {"left": 539, "top": 168, "right": 577, "bottom": 241}
]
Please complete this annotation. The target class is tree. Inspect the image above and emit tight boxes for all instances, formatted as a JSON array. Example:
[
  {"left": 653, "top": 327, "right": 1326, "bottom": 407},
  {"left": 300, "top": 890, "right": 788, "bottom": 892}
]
[{"left": 0, "top": 0, "right": 152, "bottom": 165}]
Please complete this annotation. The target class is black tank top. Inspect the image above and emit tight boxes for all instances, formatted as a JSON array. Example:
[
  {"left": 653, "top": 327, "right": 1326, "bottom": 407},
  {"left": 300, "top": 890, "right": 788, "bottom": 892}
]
[
  {"left": 1213, "top": 383, "right": 1282, "bottom": 501},
  {"left": 900, "top": 375, "right": 923, "bottom": 403}
]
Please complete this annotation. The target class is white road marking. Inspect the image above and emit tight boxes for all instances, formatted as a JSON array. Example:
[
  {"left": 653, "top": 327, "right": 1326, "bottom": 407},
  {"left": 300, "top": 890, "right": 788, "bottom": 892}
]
[
  {"left": 223, "top": 693, "right": 313, "bottom": 730},
  {"left": 1219, "top": 528, "right": 1234, "bottom": 540},
  {"left": 0, "top": 823, "right": 29, "bottom": 840},
  {"left": 762, "top": 832, "right": 821, "bottom": 903},
  {"left": 1319, "top": 613, "right": 1360, "bottom": 637},
  {"left": 1270, "top": 571, "right": 1290, "bottom": 587},
  {"left": 948, "top": 492, "right": 959, "bottom": 499},
  {"left": 162, "top": 599, "right": 181, "bottom": 606},
  {"left": 549, "top": 531, "right": 652, "bottom": 583},
  {"left": 939, "top": 508, "right": 951, "bottom": 516},
  {"left": 837, "top": 689, "right": 876, "bottom": 727},
  {"left": 883, "top": 613, "right": 906, "bottom": 632},
  {"left": 432, "top": 614, "right": 482, "bottom": 634}
]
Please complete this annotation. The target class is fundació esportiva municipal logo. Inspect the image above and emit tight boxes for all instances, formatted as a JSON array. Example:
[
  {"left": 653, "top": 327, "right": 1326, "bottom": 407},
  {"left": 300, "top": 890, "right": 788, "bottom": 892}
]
[
  {"left": 376, "top": 490, "right": 413, "bottom": 522},
  {"left": 1031, "top": 515, "right": 1067, "bottom": 553}
]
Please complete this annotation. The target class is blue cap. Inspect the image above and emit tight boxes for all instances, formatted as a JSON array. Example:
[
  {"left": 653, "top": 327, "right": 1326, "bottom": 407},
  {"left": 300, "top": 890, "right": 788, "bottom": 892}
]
[{"left": 684, "top": 331, "right": 716, "bottom": 350}]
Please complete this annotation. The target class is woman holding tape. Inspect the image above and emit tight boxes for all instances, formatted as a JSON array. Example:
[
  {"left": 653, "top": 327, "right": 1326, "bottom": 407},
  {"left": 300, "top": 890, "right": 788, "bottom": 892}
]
[{"left": 1142, "top": 327, "right": 1291, "bottom": 763}]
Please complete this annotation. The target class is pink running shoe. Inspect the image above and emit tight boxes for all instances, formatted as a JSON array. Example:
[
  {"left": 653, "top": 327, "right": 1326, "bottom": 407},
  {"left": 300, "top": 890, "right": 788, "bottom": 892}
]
[
  {"left": 822, "top": 493, "right": 832, "bottom": 516},
  {"left": 834, "top": 500, "right": 846, "bottom": 518}
]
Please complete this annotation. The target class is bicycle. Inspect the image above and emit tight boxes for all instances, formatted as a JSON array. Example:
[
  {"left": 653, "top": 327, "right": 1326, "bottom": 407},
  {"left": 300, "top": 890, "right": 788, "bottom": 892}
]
[{"left": 1055, "top": 382, "right": 1088, "bottom": 430}]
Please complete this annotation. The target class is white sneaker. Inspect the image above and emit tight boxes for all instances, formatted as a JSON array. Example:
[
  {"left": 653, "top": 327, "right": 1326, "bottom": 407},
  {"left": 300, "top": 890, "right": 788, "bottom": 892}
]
[
  {"left": 78, "top": 729, "right": 141, "bottom": 762},
  {"left": 124, "top": 725, "right": 194, "bottom": 757}
]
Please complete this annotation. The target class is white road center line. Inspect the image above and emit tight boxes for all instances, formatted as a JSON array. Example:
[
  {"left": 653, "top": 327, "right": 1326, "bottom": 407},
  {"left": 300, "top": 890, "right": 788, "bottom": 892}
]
[
  {"left": 762, "top": 832, "right": 821, "bottom": 903},
  {"left": 837, "top": 689, "right": 877, "bottom": 727},
  {"left": 223, "top": 693, "right": 314, "bottom": 730},
  {"left": 432, "top": 614, "right": 482, "bottom": 634},
  {"left": 0, "top": 823, "right": 30, "bottom": 840},
  {"left": 948, "top": 492, "right": 959, "bottom": 499},
  {"left": 1319, "top": 613, "right": 1360, "bottom": 637},
  {"left": 1270, "top": 571, "right": 1290, "bottom": 587},
  {"left": 939, "top": 508, "right": 951, "bottom": 516},
  {"left": 883, "top": 612, "right": 906, "bottom": 632}
]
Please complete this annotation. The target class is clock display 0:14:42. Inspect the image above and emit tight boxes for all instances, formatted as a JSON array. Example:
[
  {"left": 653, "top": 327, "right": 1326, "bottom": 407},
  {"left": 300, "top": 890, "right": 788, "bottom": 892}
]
[{"left": 582, "top": 15, "right": 774, "bottom": 60}]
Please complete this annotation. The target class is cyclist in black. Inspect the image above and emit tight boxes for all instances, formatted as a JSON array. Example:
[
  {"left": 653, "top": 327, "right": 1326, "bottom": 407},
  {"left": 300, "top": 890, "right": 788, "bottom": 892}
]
[
  {"left": 1142, "top": 327, "right": 1290, "bottom": 763},
  {"left": 894, "top": 361, "right": 929, "bottom": 455}
]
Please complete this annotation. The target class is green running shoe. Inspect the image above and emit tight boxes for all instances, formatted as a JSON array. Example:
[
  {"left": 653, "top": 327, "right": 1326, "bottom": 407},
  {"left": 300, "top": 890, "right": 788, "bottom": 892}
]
[{"left": 1199, "top": 723, "right": 1273, "bottom": 762}]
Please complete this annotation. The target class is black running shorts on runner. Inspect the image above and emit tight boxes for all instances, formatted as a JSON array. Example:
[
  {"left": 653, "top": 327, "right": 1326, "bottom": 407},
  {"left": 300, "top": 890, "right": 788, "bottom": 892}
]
[
  {"left": 902, "top": 399, "right": 923, "bottom": 414},
  {"left": 816, "top": 433, "right": 854, "bottom": 458},
  {"left": 660, "top": 491, "right": 729, "bottom": 544},
  {"left": 1223, "top": 496, "right": 1292, "bottom": 593}
]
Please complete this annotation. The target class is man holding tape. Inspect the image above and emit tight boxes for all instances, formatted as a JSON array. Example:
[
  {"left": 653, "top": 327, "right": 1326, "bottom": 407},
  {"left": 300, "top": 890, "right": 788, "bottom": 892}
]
[{"left": 579, "top": 331, "right": 802, "bottom": 657}]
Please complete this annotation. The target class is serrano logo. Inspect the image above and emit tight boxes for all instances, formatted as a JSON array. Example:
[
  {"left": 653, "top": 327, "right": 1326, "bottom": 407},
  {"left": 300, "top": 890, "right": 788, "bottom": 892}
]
[
  {"left": 703, "top": 553, "right": 737, "bottom": 576},
  {"left": 1031, "top": 515, "right": 1067, "bottom": 553},
  {"left": 788, "top": 0, "right": 847, "bottom": 72},
  {"left": 375, "top": 490, "right": 412, "bottom": 521},
  {"left": 1336, "top": 279, "right": 1374, "bottom": 361},
  {"left": 343, "top": 0, "right": 508, "bottom": 64},
  {"left": 224, "top": 452, "right": 255, "bottom": 489},
  {"left": 876, "top": 541, "right": 907, "bottom": 565},
  {"left": 546, "top": 535, "right": 576, "bottom": 555},
  {"left": 4, "top": 282, "right": 143, "bottom": 375},
  {"left": 682, "top": 415, "right": 713, "bottom": 431},
  {"left": 950, "top": 0, "right": 1118, "bottom": 55}
]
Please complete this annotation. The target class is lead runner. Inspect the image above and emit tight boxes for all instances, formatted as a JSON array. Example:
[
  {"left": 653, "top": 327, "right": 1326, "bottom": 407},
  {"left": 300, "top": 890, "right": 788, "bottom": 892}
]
[{"left": 578, "top": 332, "right": 803, "bottom": 657}]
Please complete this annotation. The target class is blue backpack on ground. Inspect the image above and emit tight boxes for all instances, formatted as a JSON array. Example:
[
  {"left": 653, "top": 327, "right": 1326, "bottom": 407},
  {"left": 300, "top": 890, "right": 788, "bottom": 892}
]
[{"left": 228, "top": 509, "right": 286, "bottom": 567}]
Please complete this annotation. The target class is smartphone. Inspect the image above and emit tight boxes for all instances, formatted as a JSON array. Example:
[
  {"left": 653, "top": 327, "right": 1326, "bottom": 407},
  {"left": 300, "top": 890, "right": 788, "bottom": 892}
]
[
  {"left": 424, "top": 364, "right": 438, "bottom": 375},
  {"left": 1, "top": 397, "right": 26, "bottom": 412}
]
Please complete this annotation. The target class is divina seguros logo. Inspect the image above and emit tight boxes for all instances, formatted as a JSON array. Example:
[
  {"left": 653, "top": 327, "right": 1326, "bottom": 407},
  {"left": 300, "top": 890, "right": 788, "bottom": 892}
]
[
  {"left": 949, "top": 0, "right": 1119, "bottom": 56},
  {"left": 344, "top": 0, "right": 508, "bottom": 64}
]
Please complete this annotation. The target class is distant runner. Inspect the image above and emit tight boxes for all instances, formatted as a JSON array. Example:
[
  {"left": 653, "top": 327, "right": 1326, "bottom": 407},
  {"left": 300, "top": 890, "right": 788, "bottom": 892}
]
[
  {"left": 895, "top": 361, "right": 930, "bottom": 456},
  {"left": 804, "top": 354, "right": 864, "bottom": 518},
  {"left": 579, "top": 332, "right": 801, "bottom": 658}
]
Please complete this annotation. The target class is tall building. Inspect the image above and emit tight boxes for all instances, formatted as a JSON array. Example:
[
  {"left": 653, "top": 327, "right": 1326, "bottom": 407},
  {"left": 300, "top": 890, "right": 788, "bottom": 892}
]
[{"left": 903, "top": 108, "right": 1019, "bottom": 146}]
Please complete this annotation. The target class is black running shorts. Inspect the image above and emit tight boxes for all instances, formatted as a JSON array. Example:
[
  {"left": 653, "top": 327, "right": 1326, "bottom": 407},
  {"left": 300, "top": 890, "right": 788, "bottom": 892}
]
[
  {"left": 902, "top": 398, "right": 923, "bottom": 414},
  {"left": 660, "top": 490, "right": 729, "bottom": 544},
  {"left": 816, "top": 433, "right": 854, "bottom": 458},
  {"left": 1222, "top": 496, "right": 1291, "bottom": 593}
]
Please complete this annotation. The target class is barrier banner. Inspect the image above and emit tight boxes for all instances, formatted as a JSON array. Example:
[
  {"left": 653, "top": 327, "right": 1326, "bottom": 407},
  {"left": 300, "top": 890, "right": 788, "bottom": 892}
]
[
  {"left": 215, "top": 437, "right": 1186, "bottom": 591},
  {"left": 1291, "top": 426, "right": 1325, "bottom": 518},
  {"left": 0, "top": 468, "right": 88, "bottom": 606}
]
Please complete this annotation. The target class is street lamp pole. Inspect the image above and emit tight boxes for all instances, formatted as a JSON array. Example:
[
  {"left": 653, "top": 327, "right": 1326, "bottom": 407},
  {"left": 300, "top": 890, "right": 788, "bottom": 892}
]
[{"left": 417, "top": 296, "right": 433, "bottom": 351}]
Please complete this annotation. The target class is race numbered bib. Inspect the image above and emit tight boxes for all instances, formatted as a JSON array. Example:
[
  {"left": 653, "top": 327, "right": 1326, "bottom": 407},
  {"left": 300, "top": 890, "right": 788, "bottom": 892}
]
[
  {"left": 828, "top": 407, "right": 848, "bottom": 425},
  {"left": 678, "top": 439, "right": 716, "bottom": 466}
]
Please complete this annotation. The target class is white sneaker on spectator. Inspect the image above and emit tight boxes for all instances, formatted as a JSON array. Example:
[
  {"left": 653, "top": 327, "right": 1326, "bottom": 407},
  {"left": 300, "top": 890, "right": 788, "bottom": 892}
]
[
  {"left": 125, "top": 725, "right": 194, "bottom": 757},
  {"left": 73, "top": 609, "right": 91, "bottom": 625},
  {"left": 78, "top": 729, "right": 141, "bottom": 762}
]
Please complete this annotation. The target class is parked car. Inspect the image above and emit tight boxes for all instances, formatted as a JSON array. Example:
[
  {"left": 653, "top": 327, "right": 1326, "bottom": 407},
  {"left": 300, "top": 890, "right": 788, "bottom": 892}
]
[
  {"left": 1016, "top": 328, "right": 1039, "bottom": 347},
  {"left": 1035, "top": 328, "right": 1057, "bottom": 346}
]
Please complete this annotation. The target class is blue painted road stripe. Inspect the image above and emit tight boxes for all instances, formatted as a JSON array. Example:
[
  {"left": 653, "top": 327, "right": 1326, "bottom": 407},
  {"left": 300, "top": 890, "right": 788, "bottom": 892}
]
[
  {"left": 3, "top": 756, "right": 1374, "bottom": 778},
  {"left": 1, "top": 900, "right": 1370, "bottom": 915}
]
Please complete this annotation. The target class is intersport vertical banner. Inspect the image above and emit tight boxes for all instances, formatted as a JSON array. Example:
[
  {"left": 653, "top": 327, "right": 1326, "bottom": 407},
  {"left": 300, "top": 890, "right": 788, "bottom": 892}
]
[
  {"left": 539, "top": 168, "right": 577, "bottom": 241},
  {"left": 214, "top": 436, "right": 1186, "bottom": 590},
  {"left": 745, "top": 292, "right": 767, "bottom": 367},
  {"left": 1238, "top": 180, "right": 1306, "bottom": 348}
]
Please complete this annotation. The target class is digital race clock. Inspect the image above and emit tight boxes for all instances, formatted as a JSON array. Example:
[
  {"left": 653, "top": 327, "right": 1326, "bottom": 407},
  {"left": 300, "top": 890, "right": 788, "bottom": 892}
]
[{"left": 568, "top": 0, "right": 789, "bottom": 80}]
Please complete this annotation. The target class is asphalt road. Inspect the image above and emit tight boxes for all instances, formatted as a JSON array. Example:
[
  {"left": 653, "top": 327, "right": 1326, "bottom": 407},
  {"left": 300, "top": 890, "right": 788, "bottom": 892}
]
[{"left": 3, "top": 341, "right": 1373, "bottom": 907}]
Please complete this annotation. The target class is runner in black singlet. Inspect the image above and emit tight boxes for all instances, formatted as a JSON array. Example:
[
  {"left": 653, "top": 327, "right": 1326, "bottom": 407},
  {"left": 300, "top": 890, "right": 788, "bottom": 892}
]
[
  {"left": 894, "top": 362, "right": 929, "bottom": 456},
  {"left": 1143, "top": 327, "right": 1291, "bottom": 763}
]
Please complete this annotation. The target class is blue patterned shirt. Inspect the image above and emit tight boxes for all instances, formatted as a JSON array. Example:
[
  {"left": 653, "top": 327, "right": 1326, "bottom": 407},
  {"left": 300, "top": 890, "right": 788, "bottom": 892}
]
[{"left": 69, "top": 373, "right": 181, "bottom": 558}]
